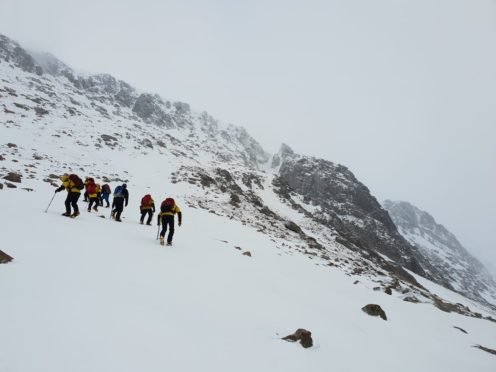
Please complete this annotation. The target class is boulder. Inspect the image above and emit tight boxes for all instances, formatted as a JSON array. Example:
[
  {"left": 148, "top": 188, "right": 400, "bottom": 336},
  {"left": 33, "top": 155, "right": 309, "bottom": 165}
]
[
  {"left": 362, "top": 304, "right": 387, "bottom": 320},
  {"left": 0, "top": 250, "right": 13, "bottom": 264},
  {"left": 3, "top": 172, "right": 22, "bottom": 183},
  {"left": 282, "top": 328, "right": 313, "bottom": 348}
]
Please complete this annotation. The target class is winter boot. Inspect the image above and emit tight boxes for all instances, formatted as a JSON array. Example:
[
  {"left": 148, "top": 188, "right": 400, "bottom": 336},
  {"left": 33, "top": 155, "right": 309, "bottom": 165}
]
[
  {"left": 62, "top": 212, "right": 71, "bottom": 217},
  {"left": 93, "top": 206, "right": 98, "bottom": 212},
  {"left": 87, "top": 208, "right": 91, "bottom": 212},
  {"left": 166, "top": 241, "right": 172, "bottom": 246},
  {"left": 71, "top": 211, "right": 80, "bottom": 218},
  {"left": 140, "top": 221, "right": 144, "bottom": 225},
  {"left": 160, "top": 236, "right": 165, "bottom": 246}
]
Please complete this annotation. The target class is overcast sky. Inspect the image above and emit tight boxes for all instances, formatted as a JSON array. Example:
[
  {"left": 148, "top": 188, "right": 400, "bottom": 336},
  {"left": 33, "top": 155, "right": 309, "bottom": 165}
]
[{"left": 1, "top": 0, "right": 495, "bottom": 273}]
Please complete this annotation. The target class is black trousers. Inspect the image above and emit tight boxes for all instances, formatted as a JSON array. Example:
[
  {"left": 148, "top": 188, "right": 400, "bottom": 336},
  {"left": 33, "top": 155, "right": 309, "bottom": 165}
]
[
  {"left": 88, "top": 197, "right": 99, "bottom": 211},
  {"left": 140, "top": 208, "right": 154, "bottom": 224},
  {"left": 65, "top": 192, "right": 80, "bottom": 214},
  {"left": 160, "top": 215, "right": 175, "bottom": 243},
  {"left": 113, "top": 198, "right": 125, "bottom": 220}
]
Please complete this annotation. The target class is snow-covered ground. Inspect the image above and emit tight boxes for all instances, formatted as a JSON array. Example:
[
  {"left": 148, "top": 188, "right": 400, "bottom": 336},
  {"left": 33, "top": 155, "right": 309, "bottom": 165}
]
[{"left": 1, "top": 182, "right": 495, "bottom": 372}]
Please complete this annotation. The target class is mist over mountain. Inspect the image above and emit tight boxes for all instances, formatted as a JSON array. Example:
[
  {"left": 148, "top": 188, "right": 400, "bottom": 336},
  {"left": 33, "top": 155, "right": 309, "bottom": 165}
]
[{"left": 1, "top": 31, "right": 496, "bottom": 371}]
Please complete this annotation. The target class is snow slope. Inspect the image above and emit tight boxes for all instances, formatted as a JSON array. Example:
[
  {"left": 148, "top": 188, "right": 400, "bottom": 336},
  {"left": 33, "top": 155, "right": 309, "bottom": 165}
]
[
  {"left": 1, "top": 31, "right": 496, "bottom": 371},
  {"left": 1, "top": 184, "right": 495, "bottom": 372}
]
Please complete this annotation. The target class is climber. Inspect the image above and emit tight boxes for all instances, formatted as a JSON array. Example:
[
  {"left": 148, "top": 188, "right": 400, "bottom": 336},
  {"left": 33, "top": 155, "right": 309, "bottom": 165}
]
[{"left": 157, "top": 197, "right": 182, "bottom": 246}]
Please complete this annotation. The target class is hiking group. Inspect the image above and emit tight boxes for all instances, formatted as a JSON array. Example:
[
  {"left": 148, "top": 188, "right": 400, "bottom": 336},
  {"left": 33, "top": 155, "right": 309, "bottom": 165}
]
[{"left": 53, "top": 173, "right": 182, "bottom": 245}]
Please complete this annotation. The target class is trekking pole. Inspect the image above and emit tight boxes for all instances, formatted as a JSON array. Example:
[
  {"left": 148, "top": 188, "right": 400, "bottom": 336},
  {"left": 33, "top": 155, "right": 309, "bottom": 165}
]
[
  {"left": 156, "top": 224, "right": 160, "bottom": 240},
  {"left": 44, "top": 192, "right": 57, "bottom": 213}
]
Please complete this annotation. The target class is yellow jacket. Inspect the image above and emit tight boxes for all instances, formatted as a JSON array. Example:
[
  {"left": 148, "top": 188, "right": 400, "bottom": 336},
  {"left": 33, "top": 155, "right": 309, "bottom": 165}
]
[
  {"left": 60, "top": 175, "right": 81, "bottom": 193},
  {"left": 159, "top": 205, "right": 181, "bottom": 216}
]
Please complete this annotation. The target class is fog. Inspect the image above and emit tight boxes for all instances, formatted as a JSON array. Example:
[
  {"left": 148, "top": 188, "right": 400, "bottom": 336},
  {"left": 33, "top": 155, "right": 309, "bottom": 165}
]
[{"left": 1, "top": 0, "right": 495, "bottom": 273}]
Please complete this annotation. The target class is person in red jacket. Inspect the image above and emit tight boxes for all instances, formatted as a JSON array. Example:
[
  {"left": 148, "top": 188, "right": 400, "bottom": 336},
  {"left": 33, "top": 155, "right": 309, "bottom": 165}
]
[{"left": 140, "top": 194, "right": 155, "bottom": 225}]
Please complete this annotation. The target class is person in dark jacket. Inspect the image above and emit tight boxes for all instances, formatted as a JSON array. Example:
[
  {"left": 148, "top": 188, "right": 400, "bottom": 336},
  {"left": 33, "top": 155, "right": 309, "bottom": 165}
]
[
  {"left": 111, "top": 184, "right": 129, "bottom": 222},
  {"left": 55, "top": 174, "right": 81, "bottom": 217}
]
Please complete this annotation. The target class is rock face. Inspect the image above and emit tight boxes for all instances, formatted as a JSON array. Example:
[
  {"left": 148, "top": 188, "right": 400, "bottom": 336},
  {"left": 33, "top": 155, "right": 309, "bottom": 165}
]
[
  {"left": 282, "top": 329, "right": 313, "bottom": 348},
  {"left": 272, "top": 146, "right": 444, "bottom": 284},
  {"left": 384, "top": 200, "right": 496, "bottom": 307}
]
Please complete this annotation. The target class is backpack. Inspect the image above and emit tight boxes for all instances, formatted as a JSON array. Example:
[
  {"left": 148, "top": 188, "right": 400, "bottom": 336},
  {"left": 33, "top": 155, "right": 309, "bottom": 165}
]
[
  {"left": 68, "top": 174, "right": 84, "bottom": 190},
  {"left": 161, "top": 198, "right": 175, "bottom": 213},
  {"left": 114, "top": 186, "right": 123, "bottom": 198},
  {"left": 102, "top": 184, "right": 111, "bottom": 194},
  {"left": 86, "top": 183, "right": 96, "bottom": 194},
  {"left": 141, "top": 194, "right": 152, "bottom": 207}
]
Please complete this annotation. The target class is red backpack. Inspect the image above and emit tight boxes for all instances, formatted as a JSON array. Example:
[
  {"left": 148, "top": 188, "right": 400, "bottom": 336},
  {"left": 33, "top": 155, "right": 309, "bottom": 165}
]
[
  {"left": 86, "top": 182, "right": 96, "bottom": 194},
  {"left": 141, "top": 194, "right": 152, "bottom": 207},
  {"left": 161, "top": 198, "right": 175, "bottom": 213},
  {"left": 68, "top": 174, "right": 84, "bottom": 190}
]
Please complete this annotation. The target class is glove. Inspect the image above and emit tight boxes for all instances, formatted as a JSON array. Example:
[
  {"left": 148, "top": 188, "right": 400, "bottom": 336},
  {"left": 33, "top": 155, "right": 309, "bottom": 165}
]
[
  {"left": 55, "top": 189, "right": 60, "bottom": 193},
  {"left": 125, "top": 203, "right": 128, "bottom": 207},
  {"left": 178, "top": 221, "right": 182, "bottom": 227}
]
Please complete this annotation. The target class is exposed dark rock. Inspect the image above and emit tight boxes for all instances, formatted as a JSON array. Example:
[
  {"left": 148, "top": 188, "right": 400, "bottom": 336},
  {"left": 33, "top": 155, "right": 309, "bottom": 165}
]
[
  {"left": 0, "top": 183, "right": 3, "bottom": 190},
  {"left": 0, "top": 250, "right": 13, "bottom": 264},
  {"left": 242, "top": 251, "right": 252, "bottom": 257},
  {"left": 3, "top": 172, "right": 22, "bottom": 183},
  {"left": 0, "top": 34, "right": 42, "bottom": 75},
  {"left": 13, "top": 102, "right": 29, "bottom": 110},
  {"left": 101, "top": 134, "right": 118, "bottom": 142},
  {"left": 230, "top": 193, "right": 241, "bottom": 207},
  {"left": 433, "top": 298, "right": 461, "bottom": 313},
  {"left": 132, "top": 93, "right": 175, "bottom": 128},
  {"left": 453, "top": 326, "right": 468, "bottom": 334},
  {"left": 473, "top": 345, "right": 496, "bottom": 356},
  {"left": 284, "top": 221, "right": 304, "bottom": 234},
  {"left": 362, "top": 304, "right": 387, "bottom": 320},
  {"left": 140, "top": 138, "right": 153, "bottom": 149},
  {"left": 384, "top": 287, "right": 392, "bottom": 295},
  {"left": 6, "top": 143, "right": 17, "bottom": 148},
  {"left": 34, "top": 106, "right": 49, "bottom": 116},
  {"left": 282, "top": 328, "right": 313, "bottom": 348},
  {"left": 403, "top": 296, "right": 420, "bottom": 303}
]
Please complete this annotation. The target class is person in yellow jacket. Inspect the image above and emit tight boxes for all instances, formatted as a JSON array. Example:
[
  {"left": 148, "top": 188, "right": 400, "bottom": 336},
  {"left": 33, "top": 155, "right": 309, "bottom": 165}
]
[
  {"left": 55, "top": 174, "right": 82, "bottom": 217},
  {"left": 157, "top": 198, "right": 182, "bottom": 246},
  {"left": 86, "top": 179, "right": 100, "bottom": 212}
]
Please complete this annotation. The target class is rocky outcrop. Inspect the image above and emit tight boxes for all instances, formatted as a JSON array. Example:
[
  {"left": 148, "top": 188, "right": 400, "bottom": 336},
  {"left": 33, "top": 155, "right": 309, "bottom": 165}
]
[
  {"left": 0, "top": 34, "right": 42, "bottom": 75},
  {"left": 272, "top": 146, "right": 443, "bottom": 284},
  {"left": 384, "top": 200, "right": 496, "bottom": 307}
]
